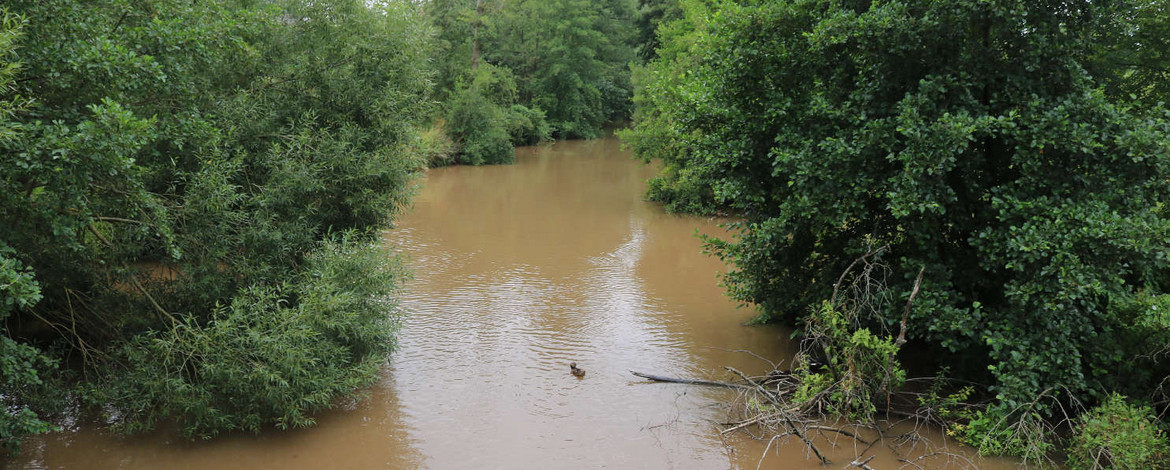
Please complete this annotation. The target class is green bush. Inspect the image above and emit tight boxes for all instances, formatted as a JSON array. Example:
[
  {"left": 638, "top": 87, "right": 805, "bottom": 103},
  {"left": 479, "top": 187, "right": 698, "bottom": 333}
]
[
  {"left": 1068, "top": 394, "right": 1170, "bottom": 470},
  {"left": 961, "top": 410, "right": 1056, "bottom": 466},
  {"left": 95, "top": 237, "right": 401, "bottom": 438},
  {"left": 503, "top": 104, "right": 551, "bottom": 146},
  {"left": 445, "top": 66, "right": 515, "bottom": 165},
  {"left": 417, "top": 124, "right": 457, "bottom": 167},
  {"left": 793, "top": 301, "right": 905, "bottom": 421},
  {"left": 1, "top": 0, "right": 433, "bottom": 449}
]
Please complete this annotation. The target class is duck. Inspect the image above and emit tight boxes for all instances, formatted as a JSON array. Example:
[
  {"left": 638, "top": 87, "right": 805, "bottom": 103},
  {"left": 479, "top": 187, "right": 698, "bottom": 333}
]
[{"left": 569, "top": 362, "right": 585, "bottom": 378}]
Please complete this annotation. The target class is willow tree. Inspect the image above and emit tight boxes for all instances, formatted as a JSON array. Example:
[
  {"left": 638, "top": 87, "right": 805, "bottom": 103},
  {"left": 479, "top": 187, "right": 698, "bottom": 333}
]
[{"left": 625, "top": 0, "right": 1170, "bottom": 455}]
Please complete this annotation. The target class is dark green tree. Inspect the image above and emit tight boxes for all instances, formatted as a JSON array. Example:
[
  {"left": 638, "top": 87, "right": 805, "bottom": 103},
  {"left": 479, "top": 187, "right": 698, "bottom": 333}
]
[
  {"left": 485, "top": 0, "right": 637, "bottom": 138},
  {"left": 1088, "top": 0, "right": 1170, "bottom": 105},
  {"left": 625, "top": 0, "right": 1170, "bottom": 453},
  {"left": 1, "top": 0, "right": 434, "bottom": 447},
  {"left": 634, "top": 0, "right": 684, "bottom": 62}
]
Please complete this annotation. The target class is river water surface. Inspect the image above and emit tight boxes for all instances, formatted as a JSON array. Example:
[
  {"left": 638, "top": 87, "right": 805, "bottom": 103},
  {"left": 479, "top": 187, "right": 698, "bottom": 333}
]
[{"left": 10, "top": 138, "right": 1016, "bottom": 469}]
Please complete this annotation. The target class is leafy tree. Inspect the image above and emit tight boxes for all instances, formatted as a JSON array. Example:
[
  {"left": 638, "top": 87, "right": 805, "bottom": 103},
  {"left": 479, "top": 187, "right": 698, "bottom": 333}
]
[
  {"left": 1088, "top": 0, "right": 1170, "bottom": 105},
  {"left": 1, "top": 0, "right": 434, "bottom": 447},
  {"left": 0, "top": 10, "right": 64, "bottom": 454},
  {"left": 634, "top": 0, "right": 684, "bottom": 62},
  {"left": 445, "top": 65, "right": 516, "bottom": 165},
  {"left": 428, "top": 0, "right": 636, "bottom": 141},
  {"left": 625, "top": 0, "right": 1170, "bottom": 452},
  {"left": 490, "top": 0, "right": 637, "bottom": 138}
]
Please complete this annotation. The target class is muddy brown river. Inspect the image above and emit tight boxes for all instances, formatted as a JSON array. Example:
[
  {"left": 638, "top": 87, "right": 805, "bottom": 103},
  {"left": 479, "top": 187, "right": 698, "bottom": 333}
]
[{"left": 8, "top": 138, "right": 1017, "bottom": 469}]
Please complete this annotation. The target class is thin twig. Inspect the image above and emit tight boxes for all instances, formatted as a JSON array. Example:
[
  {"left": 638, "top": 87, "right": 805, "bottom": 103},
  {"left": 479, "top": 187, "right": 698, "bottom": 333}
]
[
  {"left": 832, "top": 245, "right": 889, "bottom": 304},
  {"left": 805, "top": 425, "right": 872, "bottom": 445},
  {"left": 721, "top": 411, "right": 789, "bottom": 435},
  {"left": 715, "top": 348, "right": 779, "bottom": 370},
  {"left": 850, "top": 455, "right": 877, "bottom": 470},
  {"left": 755, "top": 432, "right": 791, "bottom": 470}
]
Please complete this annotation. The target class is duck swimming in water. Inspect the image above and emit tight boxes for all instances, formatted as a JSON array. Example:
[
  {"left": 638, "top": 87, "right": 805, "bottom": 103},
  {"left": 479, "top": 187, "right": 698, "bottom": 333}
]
[{"left": 569, "top": 362, "right": 585, "bottom": 378}]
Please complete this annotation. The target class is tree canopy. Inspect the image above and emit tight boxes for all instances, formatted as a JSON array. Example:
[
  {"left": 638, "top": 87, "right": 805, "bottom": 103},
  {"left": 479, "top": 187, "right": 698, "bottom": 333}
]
[
  {"left": 425, "top": 0, "right": 639, "bottom": 166},
  {"left": 623, "top": 0, "right": 1170, "bottom": 461},
  {"left": 1, "top": 0, "right": 433, "bottom": 450}
]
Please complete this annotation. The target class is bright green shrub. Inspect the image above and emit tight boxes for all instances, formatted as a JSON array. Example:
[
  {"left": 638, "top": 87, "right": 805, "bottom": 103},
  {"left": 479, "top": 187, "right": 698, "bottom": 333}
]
[
  {"left": 96, "top": 237, "right": 401, "bottom": 438},
  {"left": 1068, "top": 394, "right": 1170, "bottom": 470},
  {"left": 794, "top": 301, "right": 905, "bottom": 421},
  {"left": 504, "top": 104, "right": 552, "bottom": 146},
  {"left": 417, "top": 124, "right": 458, "bottom": 167},
  {"left": 446, "top": 66, "right": 515, "bottom": 165}
]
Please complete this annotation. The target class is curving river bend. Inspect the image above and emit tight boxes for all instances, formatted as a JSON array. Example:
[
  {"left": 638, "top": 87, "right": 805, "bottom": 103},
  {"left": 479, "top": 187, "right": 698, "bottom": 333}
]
[{"left": 10, "top": 137, "right": 1015, "bottom": 469}]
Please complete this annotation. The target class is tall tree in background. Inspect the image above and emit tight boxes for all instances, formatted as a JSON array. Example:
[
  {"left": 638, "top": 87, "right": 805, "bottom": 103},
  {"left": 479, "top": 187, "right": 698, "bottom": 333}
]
[
  {"left": 491, "top": 0, "right": 637, "bottom": 137},
  {"left": 634, "top": 0, "right": 683, "bottom": 61},
  {"left": 1088, "top": 0, "right": 1170, "bottom": 104},
  {"left": 428, "top": 0, "right": 637, "bottom": 151}
]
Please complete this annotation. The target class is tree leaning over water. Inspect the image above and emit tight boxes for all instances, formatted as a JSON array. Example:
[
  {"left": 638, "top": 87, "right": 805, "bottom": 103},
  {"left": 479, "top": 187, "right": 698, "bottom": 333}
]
[
  {"left": 0, "top": 0, "right": 433, "bottom": 451},
  {"left": 623, "top": 0, "right": 1170, "bottom": 463}
]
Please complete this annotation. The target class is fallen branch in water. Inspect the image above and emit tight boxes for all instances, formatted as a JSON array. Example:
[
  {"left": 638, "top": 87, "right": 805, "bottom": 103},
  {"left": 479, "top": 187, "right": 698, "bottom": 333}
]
[
  {"left": 632, "top": 362, "right": 991, "bottom": 469},
  {"left": 850, "top": 455, "right": 877, "bottom": 470},
  {"left": 629, "top": 371, "right": 754, "bottom": 390}
]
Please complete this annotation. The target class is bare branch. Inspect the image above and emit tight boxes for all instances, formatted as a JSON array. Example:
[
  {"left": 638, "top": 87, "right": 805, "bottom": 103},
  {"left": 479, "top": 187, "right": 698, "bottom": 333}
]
[
  {"left": 630, "top": 371, "right": 753, "bottom": 391},
  {"left": 896, "top": 266, "right": 925, "bottom": 347}
]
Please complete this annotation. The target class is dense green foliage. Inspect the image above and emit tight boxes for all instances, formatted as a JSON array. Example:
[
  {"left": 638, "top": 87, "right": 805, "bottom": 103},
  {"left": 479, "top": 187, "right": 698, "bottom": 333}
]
[
  {"left": 792, "top": 301, "right": 905, "bottom": 421},
  {"left": 624, "top": 0, "right": 1170, "bottom": 459},
  {"left": 1071, "top": 395, "right": 1170, "bottom": 467},
  {"left": 425, "top": 0, "right": 639, "bottom": 164},
  {"left": 445, "top": 66, "right": 516, "bottom": 165},
  {"left": 1, "top": 0, "right": 432, "bottom": 450},
  {"left": 1067, "top": 394, "right": 1170, "bottom": 469},
  {"left": 634, "top": 0, "right": 684, "bottom": 61},
  {"left": 0, "top": 12, "right": 60, "bottom": 453},
  {"left": 1089, "top": 0, "right": 1170, "bottom": 105},
  {"left": 442, "top": 63, "right": 550, "bottom": 165}
]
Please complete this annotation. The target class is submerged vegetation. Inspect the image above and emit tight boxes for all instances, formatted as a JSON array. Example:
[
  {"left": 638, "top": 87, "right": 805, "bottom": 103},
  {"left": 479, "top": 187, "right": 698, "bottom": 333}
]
[{"left": 624, "top": 0, "right": 1170, "bottom": 466}]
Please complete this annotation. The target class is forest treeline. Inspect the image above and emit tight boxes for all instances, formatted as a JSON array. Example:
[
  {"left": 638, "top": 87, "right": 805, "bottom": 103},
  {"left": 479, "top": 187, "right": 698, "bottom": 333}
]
[
  {"left": 422, "top": 0, "right": 640, "bottom": 165},
  {"left": 0, "top": 0, "right": 661, "bottom": 454},
  {"left": 622, "top": 0, "right": 1170, "bottom": 467}
]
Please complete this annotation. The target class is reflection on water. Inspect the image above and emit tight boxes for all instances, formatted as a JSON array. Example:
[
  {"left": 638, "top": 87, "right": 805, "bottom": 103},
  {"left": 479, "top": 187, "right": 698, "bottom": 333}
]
[{"left": 7, "top": 137, "right": 1014, "bottom": 469}]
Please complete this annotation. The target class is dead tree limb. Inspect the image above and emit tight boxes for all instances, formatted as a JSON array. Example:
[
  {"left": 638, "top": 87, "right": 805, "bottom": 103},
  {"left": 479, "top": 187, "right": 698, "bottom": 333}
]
[
  {"left": 896, "top": 266, "right": 926, "bottom": 347},
  {"left": 756, "top": 432, "right": 792, "bottom": 470},
  {"left": 725, "top": 366, "right": 784, "bottom": 406},
  {"left": 898, "top": 451, "right": 977, "bottom": 470},
  {"left": 788, "top": 421, "right": 830, "bottom": 465},
  {"left": 850, "top": 455, "right": 878, "bottom": 470},
  {"left": 721, "top": 411, "right": 785, "bottom": 435},
  {"left": 630, "top": 371, "right": 753, "bottom": 391},
  {"left": 832, "top": 245, "right": 889, "bottom": 304},
  {"left": 805, "top": 425, "right": 873, "bottom": 446}
]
